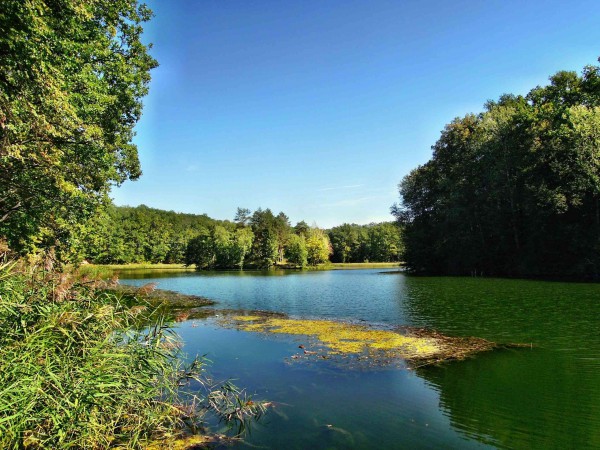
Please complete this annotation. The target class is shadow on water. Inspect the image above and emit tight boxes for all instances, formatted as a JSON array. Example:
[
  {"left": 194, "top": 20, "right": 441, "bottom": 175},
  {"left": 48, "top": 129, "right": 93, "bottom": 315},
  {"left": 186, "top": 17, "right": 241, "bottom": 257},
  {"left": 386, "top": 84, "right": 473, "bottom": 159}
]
[
  {"left": 402, "top": 276, "right": 600, "bottom": 449},
  {"left": 115, "top": 269, "right": 299, "bottom": 280}
]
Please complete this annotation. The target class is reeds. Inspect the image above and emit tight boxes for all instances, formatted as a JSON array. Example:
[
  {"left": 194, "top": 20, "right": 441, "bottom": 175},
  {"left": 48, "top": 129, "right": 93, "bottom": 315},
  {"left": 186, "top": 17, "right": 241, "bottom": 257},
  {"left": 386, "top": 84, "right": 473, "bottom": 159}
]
[{"left": 0, "top": 263, "right": 263, "bottom": 449}]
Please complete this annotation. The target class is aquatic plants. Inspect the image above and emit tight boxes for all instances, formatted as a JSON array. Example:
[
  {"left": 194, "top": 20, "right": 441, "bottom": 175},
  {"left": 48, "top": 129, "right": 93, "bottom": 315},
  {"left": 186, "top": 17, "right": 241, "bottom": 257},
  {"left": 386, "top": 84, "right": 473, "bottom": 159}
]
[
  {"left": 0, "top": 263, "right": 263, "bottom": 449},
  {"left": 226, "top": 314, "right": 499, "bottom": 366}
]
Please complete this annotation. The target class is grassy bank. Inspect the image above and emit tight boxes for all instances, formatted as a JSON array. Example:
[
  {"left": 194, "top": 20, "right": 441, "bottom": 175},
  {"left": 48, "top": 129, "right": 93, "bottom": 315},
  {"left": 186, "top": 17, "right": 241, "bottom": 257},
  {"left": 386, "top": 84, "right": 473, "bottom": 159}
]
[
  {"left": 76, "top": 264, "right": 196, "bottom": 279},
  {"left": 92, "top": 263, "right": 196, "bottom": 271},
  {"left": 0, "top": 263, "right": 262, "bottom": 449},
  {"left": 325, "top": 262, "right": 403, "bottom": 270},
  {"left": 114, "top": 284, "right": 215, "bottom": 309},
  {"left": 85, "top": 262, "right": 402, "bottom": 276}
]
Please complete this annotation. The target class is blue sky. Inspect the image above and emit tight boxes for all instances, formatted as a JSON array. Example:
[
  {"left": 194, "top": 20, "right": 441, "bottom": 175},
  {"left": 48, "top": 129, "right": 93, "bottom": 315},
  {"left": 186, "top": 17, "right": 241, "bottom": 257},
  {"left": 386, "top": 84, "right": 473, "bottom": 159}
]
[{"left": 112, "top": 0, "right": 600, "bottom": 228}]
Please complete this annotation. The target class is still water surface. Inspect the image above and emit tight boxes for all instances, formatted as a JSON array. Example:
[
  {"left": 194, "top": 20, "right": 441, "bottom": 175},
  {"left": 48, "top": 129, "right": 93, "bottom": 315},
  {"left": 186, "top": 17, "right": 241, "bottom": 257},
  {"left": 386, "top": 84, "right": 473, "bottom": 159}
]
[{"left": 121, "top": 269, "right": 600, "bottom": 449}]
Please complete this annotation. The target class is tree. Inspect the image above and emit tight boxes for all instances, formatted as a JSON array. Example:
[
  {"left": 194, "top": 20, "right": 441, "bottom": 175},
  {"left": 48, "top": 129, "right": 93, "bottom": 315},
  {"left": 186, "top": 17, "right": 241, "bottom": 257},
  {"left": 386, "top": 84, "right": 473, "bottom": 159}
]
[
  {"left": 367, "top": 223, "right": 403, "bottom": 262},
  {"left": 234, "top": 208, "right": 252, "bottom": 227},
  {"left": 232, "top": 227, "right": 254, "bottom": 269},
  {"left": 249, "top": 208, "right": 280, "bottom": 268},
  {"left": 394, "top": 60, "right": 600, "bottom": 278},
  {"left": 285, "top": 234, "right": 308, "bottom": 267},
  {"left": 328, "top": 222, "right": 402, "bottom": 263},
  {"left": 306, "top": 227, "right": 332, "bottom": 266},
  {"left": 0, "top": 0, "right": 157, "bottom": 254},
  {"left": 328, "top": 224, "right": 361, "bottom": 263},
  {"left": 184, "top": 228, "right": 215, "bottom": 268},
  {"left": 274, "top": 212, "right": 291, "bottom": 263},
  {"left": 212, "top": 225, "right": 254, "bottom": 269},
  {"left": 294, "top": 221, "right": 310, "bottom": 237}
]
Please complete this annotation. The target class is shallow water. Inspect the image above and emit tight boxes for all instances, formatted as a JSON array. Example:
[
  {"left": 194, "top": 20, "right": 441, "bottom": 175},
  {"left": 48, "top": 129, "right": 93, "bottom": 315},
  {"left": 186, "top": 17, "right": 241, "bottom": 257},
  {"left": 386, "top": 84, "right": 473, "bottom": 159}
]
[{"left": 121, "top": 269, "right": 600, "bottom": 449}]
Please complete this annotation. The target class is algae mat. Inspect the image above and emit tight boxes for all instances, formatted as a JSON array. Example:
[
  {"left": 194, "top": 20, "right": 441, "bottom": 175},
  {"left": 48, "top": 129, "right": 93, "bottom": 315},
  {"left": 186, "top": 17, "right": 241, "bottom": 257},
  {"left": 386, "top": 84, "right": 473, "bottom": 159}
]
[{"left": 221, "top": 314, "right": 502, "bottom": 367}]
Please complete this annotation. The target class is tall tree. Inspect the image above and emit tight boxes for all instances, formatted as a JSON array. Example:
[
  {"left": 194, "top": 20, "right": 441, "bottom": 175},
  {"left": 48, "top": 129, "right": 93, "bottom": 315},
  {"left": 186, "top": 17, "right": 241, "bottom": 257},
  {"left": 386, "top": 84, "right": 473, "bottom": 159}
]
[
  {"left": 234, "top": 207, "right": 252, "bottom": 227},
  {"left": 294, "top": 221, "right": 310, "bottom": 237},
  {"left": 274, "top": 212, "right": 291, "bottom": 263},
  {"left": 249, "top": 208, "right": 279, "bottom": 268},
  {"left": 394, "top": 60, "right": 600, "bottom": 278},
  {"left": 0, "top": 0, "right": 157, "bottom": 254}
]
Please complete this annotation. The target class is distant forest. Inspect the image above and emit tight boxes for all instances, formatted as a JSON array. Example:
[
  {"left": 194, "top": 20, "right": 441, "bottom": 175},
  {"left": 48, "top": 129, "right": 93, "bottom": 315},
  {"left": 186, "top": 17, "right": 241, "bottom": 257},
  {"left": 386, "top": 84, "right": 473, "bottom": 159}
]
[
  {"left": 70, "top": 205, "right": 403, "bottom": 268},
  {"left": 393, "top": 61, "right": 600, "bottom": 279}
]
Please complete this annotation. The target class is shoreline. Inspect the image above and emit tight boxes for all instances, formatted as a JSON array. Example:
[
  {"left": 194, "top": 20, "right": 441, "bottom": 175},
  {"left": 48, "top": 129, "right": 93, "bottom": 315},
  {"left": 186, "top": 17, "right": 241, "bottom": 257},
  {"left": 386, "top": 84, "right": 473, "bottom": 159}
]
[{"left": 87, "top": 262, "right": 403, "bottom": 273}]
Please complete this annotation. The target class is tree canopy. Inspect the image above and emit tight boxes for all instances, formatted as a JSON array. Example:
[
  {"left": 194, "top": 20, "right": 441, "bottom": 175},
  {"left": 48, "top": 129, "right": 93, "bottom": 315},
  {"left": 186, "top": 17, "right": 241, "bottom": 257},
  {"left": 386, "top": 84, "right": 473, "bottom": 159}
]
[
  {"left": 70, "top": 205, "right": 399, "bottom": 269},
  {"left": 327, "top": 222, "right": 403, "bottom": 263},
  {"left": 0, "top": 0, "right": 157, "bottom": 254},
  {"left": 394, "top": 60, "right": 600, "bottom": 279}
]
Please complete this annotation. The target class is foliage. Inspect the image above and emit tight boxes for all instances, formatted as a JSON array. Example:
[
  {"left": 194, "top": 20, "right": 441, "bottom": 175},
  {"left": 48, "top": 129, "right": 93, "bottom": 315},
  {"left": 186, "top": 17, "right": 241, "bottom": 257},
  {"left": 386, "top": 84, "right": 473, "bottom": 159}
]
[
  {"left": 70, "top": 205, "right": 398, "bottom": 269},
  {"left": 233, "top": 207, "right": 251, "bottom": 227},
  {"left": 249, "top": 208, "right": 286, "bottom": 268},
  {"left": 305, "top": 227, "right": 332, "bottom": 265},
  {"left": 327, "top": 222, "right": 403, "bottom": 263},
  {"left": 285, "top": 234, "right": 308, "bottom": 267},
  {"left": 0, "top": 0, "right": 157, "bottom": 254},
  {"left": 184, "top": 225, "right": 254, "bottom": 269},
  {"left": 0, "top": 263, "right": 263, "bottom": 449},
  {"left": 393, "top": 60, "right": 600, "bottom": 278},
  {"left": 184, "top": 228, "right": 216, "bottom": 269},
  {"left": 71, "top": 204, "right": 224, "bottom": 264},
  {"left": 185, "top": 208, "right": 335, "bottom": 269}
]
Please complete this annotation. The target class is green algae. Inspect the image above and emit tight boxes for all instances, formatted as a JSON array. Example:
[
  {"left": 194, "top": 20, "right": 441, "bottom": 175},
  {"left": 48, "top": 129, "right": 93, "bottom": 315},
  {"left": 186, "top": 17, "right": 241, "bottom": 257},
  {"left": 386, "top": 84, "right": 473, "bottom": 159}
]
[{"left": 226, "top": 314, "right": 498, "bottom": 366}]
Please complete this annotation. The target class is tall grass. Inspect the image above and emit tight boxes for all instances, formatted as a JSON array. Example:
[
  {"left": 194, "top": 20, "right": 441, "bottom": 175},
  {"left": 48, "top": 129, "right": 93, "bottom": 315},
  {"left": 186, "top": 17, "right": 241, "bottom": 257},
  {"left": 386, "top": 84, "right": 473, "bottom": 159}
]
[{"left": 0, "top": 263, "right": 263, "bottom": 449}]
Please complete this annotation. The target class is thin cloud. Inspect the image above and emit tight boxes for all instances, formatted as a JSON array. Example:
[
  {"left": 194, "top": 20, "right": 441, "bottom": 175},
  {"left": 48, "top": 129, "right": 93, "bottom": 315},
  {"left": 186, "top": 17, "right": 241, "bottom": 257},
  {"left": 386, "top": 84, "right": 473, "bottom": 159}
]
[{"left": 317, "top": 184, "right": 364, "bottom": 192}]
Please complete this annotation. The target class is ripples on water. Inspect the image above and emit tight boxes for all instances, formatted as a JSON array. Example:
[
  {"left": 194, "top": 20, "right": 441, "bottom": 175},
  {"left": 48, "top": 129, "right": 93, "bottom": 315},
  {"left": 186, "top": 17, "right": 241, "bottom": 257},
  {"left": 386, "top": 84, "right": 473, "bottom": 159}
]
[{"left": 121, "top": 269, "right": 600, "bottom": 449}]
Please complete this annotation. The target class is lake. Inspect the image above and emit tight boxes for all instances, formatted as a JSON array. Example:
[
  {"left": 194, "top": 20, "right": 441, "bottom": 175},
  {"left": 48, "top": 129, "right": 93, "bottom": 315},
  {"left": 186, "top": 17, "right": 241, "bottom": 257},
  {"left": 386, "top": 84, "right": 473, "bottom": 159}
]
[{"left": 120, "top": 269, "right": 600, "bottom": 449}]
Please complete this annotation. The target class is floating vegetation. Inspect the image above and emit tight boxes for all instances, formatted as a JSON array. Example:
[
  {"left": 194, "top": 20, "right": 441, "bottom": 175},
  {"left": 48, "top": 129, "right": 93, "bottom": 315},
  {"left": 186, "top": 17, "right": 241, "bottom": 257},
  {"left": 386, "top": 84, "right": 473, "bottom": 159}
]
[{"left": 222, "top": 313, "right": 506, "bottom": 367}]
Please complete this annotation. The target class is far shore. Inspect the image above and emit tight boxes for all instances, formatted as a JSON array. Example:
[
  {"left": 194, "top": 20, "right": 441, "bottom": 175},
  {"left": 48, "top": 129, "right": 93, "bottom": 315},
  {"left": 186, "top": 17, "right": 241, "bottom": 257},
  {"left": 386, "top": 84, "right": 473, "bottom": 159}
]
[
  {"left": 84, "top": 261, "right": 403, "bottom": 272},
  {"left": 324, "top": 262, "right": 402, "bottom": 270}
]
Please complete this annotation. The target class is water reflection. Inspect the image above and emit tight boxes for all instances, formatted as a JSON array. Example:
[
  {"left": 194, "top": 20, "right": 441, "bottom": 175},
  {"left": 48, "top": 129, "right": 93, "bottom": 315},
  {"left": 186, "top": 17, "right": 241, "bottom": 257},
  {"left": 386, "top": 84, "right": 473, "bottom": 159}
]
[
  {"left": 401, "top": 276, "right": 600, "bottom": 449},
  {"left": 120, "top": 270, "right": 600, "bottom": 449},
  {"left": 177, "top": 320, "right": 490, "bottom": 450}
]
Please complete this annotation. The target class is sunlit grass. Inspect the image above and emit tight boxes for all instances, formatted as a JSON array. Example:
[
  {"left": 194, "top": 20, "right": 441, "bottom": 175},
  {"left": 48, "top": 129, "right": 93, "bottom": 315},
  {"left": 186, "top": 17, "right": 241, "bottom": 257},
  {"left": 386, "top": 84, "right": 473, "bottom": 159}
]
[{"left": 75, "top": 263, "right": 196, "bottom": 279}]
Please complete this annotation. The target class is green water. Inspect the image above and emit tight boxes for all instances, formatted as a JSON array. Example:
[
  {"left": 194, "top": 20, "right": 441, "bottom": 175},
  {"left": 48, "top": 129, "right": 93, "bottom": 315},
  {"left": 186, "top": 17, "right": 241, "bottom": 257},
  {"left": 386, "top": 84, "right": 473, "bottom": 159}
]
[{"left": 121, "top": 270, "right": 600, "bottom": 449}]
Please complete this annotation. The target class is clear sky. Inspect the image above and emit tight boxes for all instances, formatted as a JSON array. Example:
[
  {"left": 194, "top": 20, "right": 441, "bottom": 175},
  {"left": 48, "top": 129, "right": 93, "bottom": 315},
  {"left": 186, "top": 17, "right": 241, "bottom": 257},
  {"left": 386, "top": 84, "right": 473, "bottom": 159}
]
[{"left": 112, "top": 0, "right": 600, "bottom": 228}]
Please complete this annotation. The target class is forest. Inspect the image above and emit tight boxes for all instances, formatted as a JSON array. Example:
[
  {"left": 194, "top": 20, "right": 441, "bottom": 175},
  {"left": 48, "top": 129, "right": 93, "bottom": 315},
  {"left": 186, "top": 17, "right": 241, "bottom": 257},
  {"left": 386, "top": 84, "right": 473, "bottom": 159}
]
[
  {"left": 393, "top": 60, "right": 600, "bottom": 279},
  {"left": 69, "top": 205, "right": 403, "bottom": 269}
]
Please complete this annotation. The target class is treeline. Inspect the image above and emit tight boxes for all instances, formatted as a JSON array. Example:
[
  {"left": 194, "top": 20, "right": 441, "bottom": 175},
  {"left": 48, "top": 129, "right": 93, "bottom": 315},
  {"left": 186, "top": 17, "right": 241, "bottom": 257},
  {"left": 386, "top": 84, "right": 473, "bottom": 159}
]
[
  {"left": 394, "top": 61, "right": 600, "bottom": 278},
  {"left": 328, "top": 222, "right": 403, "bottom": 263},
  {"left": 70, "top": 204, "right": 224, "bottom": 264},
  {"left": 70, "top": 205, "right": 402, "bottom": 269},
  {"left": 184, "top": 208, "right": 332, "bottom": 269}
]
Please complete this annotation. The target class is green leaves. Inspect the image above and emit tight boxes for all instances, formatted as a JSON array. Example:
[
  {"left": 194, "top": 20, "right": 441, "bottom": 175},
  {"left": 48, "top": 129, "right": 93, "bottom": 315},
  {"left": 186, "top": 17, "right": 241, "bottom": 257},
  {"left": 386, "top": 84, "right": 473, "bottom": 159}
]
[
  {"left": 305, "top": 228, "right": 332, "bottom": 266},
  {"left": 0, "top": 0, "right": 157, "bottom": 254},
  {"left": 328, "top": 222, "right": 402, "bottom": 263},
  {"left": 395, "top": 59, "right": 600, "bottom": 278}
]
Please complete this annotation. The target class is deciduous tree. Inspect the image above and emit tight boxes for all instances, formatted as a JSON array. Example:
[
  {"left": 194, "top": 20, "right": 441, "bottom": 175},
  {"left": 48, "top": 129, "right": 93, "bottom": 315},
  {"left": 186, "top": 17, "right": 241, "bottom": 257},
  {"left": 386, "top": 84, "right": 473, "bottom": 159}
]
[{"left": 0, "top": 0, "right": 157, "bottom": 253}]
